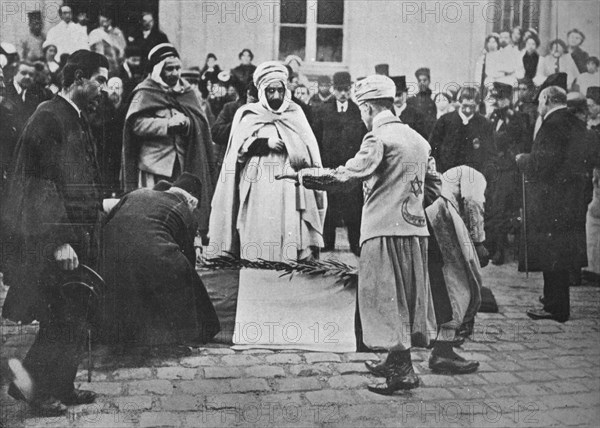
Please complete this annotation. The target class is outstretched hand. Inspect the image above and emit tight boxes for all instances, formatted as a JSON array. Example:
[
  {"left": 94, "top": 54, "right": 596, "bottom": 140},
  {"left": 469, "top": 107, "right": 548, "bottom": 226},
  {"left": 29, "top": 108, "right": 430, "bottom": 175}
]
[{"left": 275, "top": 172, "right": 299, "bottom": 181}]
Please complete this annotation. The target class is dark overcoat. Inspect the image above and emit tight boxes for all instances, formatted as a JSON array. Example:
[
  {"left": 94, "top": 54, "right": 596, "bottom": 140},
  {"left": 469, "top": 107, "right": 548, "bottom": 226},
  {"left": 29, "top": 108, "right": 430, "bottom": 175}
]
[
  {"left": 518, "top": 108, "right": 589, "bottom": 271},
  {"left": 429, "top": 110, "right": 496, "bottom": 176},
  {"left": 1, "top": 96, "right": 103, "bottom": 323},
  {"left": 99, "top": 189, "right": 220, "bottom": 345},
  {"left": 311, "top": 97, "right": 366, "bottom": 222}
]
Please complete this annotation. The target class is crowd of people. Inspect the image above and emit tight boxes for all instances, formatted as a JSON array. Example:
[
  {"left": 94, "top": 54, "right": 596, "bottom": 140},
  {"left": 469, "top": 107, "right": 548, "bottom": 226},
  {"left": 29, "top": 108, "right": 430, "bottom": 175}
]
[{"left": 0, "top": 6, "right": 599, "bottom": 414}]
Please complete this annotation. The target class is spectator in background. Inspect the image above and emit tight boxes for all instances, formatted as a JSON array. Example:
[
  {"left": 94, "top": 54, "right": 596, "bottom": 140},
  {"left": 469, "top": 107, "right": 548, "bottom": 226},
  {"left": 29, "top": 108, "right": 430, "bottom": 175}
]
[
  {"left": 522, "top": 34, "right": 540, "bottom": 80},
  {"left": 567, "top": 28, "right": 589, "bottom": 74},
  {"left": 133, "top": 12, "right": 169, "bottom": 66},
  {"left": 309, "top": 75, "right": 333, "bottom": 108},
  {"left": 535, "top": 39, "right": 579, "bottom": 90},
  {"left": 392, "top": 75, "right": 428, "bottom": 140},
  {"left": 496, "top": 30, "right": 524, "bottom": 85},
  {"left": 294, "top": 84, "right": 310, "bottom": 105},
  {"left": 577, "top": 57, "right": 600, "bottom": 97},
  {"left": 511, "top": 26, "right": 523, "bottom": 50},
  {"left": 284, "top": 54, "right": 310, "bottom": 87},
  {"left": 89, "top": 12, "right": 127, "bottom": 71},
  {"left": 0, "top": 65, "right": 16, "bottom": 200},
  {"left": 407, "top": 67, "right": 437, "bottom": 137},
  {"left": 4, "top": 61, "right": 49, "bottom": 138},
  {"left": 311, "top": 71, "right": 366, "bottom": 255},
  {"left": 231, "top": 48, "right": 256, "bottom": 88},
  {"left": 434, "top": 92, "right": 454, "bottom": 119},
  {"left": 20, "top": 11, "right": 45, "bottom": 62},
  {"left": 200, "top": 53, "right": 221, "bottom": 85},
  {"left": 45, "top": 6, "right": 89, "bottom": 58},
  {"left": 515, "top": 78, "right": 538, "bottom": 130},
  {"left": 111, "top": 44, "right": 144, "bottom": 103},
  {"left": 211, "top": 81, "right": 258, "bottom": 179},
  {"left": 76, "top": 12, "right": 90, "bottom": 34},
  {"left": 429, "top": 87, "right": 495, "bottom": 176},
  {"left": 286, "top": 66, "right": 312, "bottom": 125},
  {"left": 89, "top": 76, "right": 126, "bottom": 197},
  {"left": 475, "top": 34, "right": 502, "bottom": 87},
  {"left": 209, "top": 70, "right": 239, "bottom": 118},
  {"left": 485, "top": 82, "right": 531, "bottom": 265},
  {"left": 181, "top": 68, "right": 215, "bottom": 127},
  {"left": 41, "top": 42, "right": 61, "bottom": 94}
]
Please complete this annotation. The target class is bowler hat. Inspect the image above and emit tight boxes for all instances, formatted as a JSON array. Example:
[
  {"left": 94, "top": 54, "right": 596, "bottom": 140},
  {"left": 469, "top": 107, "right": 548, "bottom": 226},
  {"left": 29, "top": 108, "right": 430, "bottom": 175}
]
[{"left": 333, "top": 72, "right": 352, "bottom": 88}]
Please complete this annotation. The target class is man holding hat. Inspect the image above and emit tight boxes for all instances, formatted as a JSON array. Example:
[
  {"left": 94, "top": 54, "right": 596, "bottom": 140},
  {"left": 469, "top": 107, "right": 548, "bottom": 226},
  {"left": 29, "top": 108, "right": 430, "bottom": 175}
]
[
  {"left": 2, "top": 50, "right": 109, "bottom": 414},
  {"left": 209, "top": 61, "right": 326, "bottom": 262},
  {"left": 100, "top": 172, "right": 220, "bottom": 347},
  {"left": 277, "top": 74, "right": 436, "bottom": 395},
  {"left": 485, "top": 81, "right": 531, "bottom": 265},
  {"left": 309, "top": 75, "right": 333, "bottom": 108},
  {"left": 408, "top": 67, "right": 437, "bottom": 136},
  {"left": 391, "top": 75, "right": 428, "bottom": 139},
  {"left": 311, "top": 71, "right": 367, "bottom": 255},
  {"left": 122, "top": 43, "right": 215, "bottom": 238}
]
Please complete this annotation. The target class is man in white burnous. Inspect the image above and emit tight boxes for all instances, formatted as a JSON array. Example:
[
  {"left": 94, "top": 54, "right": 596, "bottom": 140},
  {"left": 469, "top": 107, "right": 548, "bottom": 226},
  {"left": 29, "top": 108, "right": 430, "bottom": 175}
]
[{"left": 209, "top": 62, "right": 326, "bottom": 261}]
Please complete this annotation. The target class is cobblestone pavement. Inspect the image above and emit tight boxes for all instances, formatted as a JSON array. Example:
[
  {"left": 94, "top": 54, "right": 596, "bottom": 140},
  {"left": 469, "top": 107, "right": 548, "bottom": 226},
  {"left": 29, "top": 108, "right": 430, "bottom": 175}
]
[{"left": 1, "top": 251, "right": 599, "bottom": 427}]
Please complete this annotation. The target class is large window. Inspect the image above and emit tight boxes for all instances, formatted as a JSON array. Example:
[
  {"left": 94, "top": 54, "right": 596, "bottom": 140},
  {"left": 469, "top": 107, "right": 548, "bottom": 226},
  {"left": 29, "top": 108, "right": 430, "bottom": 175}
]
[
  {"left": 492, "top": 0, "right": 542, "bottom": 33},
  {"left": 278, "top": 0, "right": 344, "bottom": 63}
]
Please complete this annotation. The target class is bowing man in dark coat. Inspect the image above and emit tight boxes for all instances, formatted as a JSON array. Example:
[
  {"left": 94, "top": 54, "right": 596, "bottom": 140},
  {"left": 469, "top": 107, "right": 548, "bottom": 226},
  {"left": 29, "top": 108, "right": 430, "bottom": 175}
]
[
  {"left": 1, "top": 51, "right": 109, "bottom": 415},
  {"left": 311, "top": 72, "right": 366, "bottom": 255},
  {"left": 485, "top": 82, "right": 531, "bottom": 265},
  {"left": 429, "top": 87, "right": 495, "bottom": 176},
  {"left": 100, "top": 173, "right": 220, "bottom": 347},
  {"left": 391, "top": 75, "right": 429, "bottom": 140},
  {"left": 517, "top": 86, "right": 589, "bottom": 322}
]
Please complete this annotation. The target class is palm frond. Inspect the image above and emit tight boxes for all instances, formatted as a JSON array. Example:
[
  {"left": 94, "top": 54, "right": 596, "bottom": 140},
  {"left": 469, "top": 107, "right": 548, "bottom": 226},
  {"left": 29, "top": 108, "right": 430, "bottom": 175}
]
[{"left": 203, "top": 252, "right": 358, "bottom": 288}]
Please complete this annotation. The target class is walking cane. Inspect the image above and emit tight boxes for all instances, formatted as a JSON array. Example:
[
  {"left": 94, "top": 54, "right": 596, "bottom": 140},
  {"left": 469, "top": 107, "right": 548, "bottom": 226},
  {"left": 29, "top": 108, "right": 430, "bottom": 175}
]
[
  {"left": 296, "top": 182, "right": 306, "bottom": 257},
  {"left": 521, "top": 173, "right": 529, "bottom": 278}
]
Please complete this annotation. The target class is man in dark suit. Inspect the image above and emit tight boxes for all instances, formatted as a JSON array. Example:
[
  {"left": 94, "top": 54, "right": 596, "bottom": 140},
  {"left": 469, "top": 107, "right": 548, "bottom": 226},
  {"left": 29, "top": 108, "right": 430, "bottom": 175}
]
[
  {"left": 391, "top": 75, "right": 429, "bottom": 139},
  {"left": 311, "top": 71, "right": 366, "bottom": 255},
  {"left": 2, "top": 51, "right": 109, "bottom": 415},
  {"left": 4, "top": 61, "right": 48, "bottom": 132},
  {"left": 485, "top": 82, "right": 531, "bottom": 265},
  {"left": 110, "top": 44, "right": 144, "bottom": 104},
  {"left": 429, "top": 87, "right": 495, "bottom": 176},
  {"left": 407, "top": 67, "right": 437, "bottom": 137},
  {"left": 517, "top": 86, "right": 589, "bottom": 322},
  {"left": 133, "top": 12, "right": 169, "bottom": 69}
]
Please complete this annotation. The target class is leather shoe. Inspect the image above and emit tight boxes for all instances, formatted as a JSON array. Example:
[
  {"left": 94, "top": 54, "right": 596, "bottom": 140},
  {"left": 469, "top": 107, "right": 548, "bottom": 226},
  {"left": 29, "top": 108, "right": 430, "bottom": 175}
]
[
  {"left": 526, "top": 308, "right": 568, "bottom": 323},
  {"left": 429, "top": 353, "right": 479, "bottom": 374},
  {"left": 367, "top": 371, "right": 419, "bottom": 395},
  {"left": 60, "top": 389, "right": 97, "bottom": 405}
]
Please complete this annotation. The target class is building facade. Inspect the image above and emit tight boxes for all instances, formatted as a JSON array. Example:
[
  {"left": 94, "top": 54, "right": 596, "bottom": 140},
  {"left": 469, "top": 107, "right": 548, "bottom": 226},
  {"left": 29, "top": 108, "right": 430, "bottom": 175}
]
[{"left": 2, "top": 0, "right": 599, "bottom": 92}]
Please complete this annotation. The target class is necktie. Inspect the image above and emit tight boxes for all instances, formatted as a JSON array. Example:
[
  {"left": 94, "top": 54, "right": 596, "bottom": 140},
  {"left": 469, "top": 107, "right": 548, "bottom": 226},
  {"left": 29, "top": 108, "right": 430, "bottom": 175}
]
[{"left": 554, "top": 57, "right": 560, "bottom": 73}]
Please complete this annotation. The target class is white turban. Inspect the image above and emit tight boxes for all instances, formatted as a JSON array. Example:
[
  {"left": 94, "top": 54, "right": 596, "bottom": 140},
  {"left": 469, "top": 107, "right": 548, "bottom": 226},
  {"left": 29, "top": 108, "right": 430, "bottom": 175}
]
[
  {"left": 354, "top": 74, "right": 396, "bottom": 104},
  {"left": 253, "top": 61, "right": 291, "bottom": 113}
]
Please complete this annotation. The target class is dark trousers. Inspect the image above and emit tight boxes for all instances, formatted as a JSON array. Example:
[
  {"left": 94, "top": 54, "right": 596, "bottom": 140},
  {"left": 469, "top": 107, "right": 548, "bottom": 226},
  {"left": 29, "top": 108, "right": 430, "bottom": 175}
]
[
  {"left": 323, "top": 193, "right": 361, "bottom": 255},
  {"left": 23, "top": 292, "right": 89, "bottom": 400},
  {"left": 542, "top": 270, "right": 570, "bottom": 317},
  {"left": 427, "top": 230, "right": 453, "bottom": 326}
]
